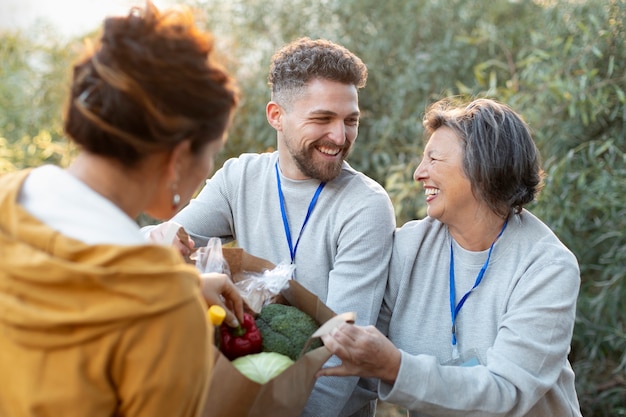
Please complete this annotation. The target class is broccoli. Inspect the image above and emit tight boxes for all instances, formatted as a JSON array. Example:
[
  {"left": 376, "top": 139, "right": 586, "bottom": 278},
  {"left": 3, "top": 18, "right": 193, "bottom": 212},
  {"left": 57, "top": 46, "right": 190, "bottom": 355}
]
[{"left": 255, "top": 303, "right": 322, "bottom": 361}]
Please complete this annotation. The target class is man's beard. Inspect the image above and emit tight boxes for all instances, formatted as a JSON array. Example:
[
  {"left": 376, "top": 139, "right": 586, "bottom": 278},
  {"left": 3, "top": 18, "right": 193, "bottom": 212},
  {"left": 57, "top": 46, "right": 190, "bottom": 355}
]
[{"left": 291, "top": 142, "right": 351, "bottom": 182}]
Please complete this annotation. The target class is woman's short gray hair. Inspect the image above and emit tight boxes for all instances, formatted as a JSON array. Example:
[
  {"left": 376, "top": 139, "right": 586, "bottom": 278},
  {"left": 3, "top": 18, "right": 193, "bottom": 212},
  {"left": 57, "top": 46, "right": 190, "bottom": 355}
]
[{"left": 423, "top": 97, "right": 544, "bottom": 217}]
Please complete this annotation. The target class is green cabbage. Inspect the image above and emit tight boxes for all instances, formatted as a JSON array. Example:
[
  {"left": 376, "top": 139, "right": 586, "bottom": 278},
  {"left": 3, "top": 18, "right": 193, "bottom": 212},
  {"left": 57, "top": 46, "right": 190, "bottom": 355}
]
[{"left": 231, "top": 352, "right": 294, "bottom": 384}]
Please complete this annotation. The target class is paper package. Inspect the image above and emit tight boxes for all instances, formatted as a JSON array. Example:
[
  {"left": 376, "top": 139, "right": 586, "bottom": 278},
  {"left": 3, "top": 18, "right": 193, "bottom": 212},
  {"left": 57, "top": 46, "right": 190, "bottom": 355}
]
[{"left": 202, "top": 247, "right": 352, "bottom": 417}]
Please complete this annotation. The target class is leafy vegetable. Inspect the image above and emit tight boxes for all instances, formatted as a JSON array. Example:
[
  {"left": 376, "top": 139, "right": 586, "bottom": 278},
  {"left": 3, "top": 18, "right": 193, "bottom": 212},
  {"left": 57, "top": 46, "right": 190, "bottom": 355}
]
[
  {"left": 231, "top": 352, "right": 294, "bottom": 384},
  {"left": 255, "top": 303, "right": 322, "bottom": 361}
]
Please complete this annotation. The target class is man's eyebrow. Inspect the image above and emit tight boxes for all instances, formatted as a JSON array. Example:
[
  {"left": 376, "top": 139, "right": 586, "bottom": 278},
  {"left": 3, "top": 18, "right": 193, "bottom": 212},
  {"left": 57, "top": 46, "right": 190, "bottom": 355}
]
[
  {"left": 307, "top": 109, "right": 361, "bottom": 117},
  {"left": 308, "top": 110, "right": 336, "bottom": 116}
]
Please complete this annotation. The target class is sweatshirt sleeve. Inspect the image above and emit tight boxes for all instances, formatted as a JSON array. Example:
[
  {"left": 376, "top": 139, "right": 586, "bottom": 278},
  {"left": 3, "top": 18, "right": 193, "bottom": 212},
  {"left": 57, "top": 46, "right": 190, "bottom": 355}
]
[
  {"left": 303, "top": 190, "right": 396, "bottom": 417},
  {"left": 171, "top": 159, "right": 239, "bottom": 247},
  {"left": 112, "top": 293, "right": 212, "bottom": 417}
]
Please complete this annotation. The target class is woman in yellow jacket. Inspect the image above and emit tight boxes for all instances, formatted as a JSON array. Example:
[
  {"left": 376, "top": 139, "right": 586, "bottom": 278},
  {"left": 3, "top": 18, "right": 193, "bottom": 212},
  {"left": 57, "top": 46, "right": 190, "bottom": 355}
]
[{"left": 0, "top": 2, "right": 241, "bottom": 416}]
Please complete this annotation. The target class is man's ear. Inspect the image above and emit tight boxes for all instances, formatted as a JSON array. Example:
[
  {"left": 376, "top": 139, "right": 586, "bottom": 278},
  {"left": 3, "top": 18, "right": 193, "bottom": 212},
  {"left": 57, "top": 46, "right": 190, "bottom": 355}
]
[{"left": 266, "top": 101, "right": 283, "bottom": 131}]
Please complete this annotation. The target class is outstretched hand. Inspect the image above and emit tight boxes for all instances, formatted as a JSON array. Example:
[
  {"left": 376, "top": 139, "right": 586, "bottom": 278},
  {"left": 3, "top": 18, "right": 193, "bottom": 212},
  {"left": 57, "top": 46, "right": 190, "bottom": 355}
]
[
  {"left": 317, "top": 323, "right": 402, "bottom": 384},
  {"left": 200, "top": 272, "right": 244, "bottom": 328},
  {"left": 145, "top": 221, "right": 196, "bottom": 259}
]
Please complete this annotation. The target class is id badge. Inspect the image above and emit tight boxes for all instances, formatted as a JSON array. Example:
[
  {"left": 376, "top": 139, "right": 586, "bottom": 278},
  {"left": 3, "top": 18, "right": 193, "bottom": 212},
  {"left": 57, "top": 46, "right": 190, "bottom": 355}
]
[{"left": 443, "top": 348, "right": 483, "bottom": 367}]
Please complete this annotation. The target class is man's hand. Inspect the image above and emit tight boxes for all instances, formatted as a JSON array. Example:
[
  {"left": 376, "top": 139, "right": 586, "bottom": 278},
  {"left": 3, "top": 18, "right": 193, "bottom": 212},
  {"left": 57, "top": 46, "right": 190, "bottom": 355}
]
[{"left": 145, "top": 221, "right": 196, "bottom": 259}]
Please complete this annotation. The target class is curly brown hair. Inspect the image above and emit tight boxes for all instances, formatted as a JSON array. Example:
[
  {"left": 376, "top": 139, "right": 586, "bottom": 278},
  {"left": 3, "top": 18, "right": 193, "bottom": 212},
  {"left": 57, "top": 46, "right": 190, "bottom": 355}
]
[
  {"left": 268, "top": 37, "right": 367, "bottom": 109},
  {"left": 64, "top": 1, "right": 238, "bottom": 167}
]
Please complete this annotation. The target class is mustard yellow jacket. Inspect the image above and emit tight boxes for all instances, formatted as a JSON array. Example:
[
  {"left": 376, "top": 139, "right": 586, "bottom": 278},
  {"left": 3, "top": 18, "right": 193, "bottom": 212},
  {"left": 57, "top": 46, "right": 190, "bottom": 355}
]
[{"left": 0, "top": 170, "right": 213, "bottom": 417}]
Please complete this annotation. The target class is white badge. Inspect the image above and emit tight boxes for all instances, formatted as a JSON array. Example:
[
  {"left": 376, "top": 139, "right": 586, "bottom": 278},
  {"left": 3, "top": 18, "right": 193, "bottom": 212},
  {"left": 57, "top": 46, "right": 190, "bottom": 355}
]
[{"left": 442, "top": 348, "right": 483, "bottom": 367}]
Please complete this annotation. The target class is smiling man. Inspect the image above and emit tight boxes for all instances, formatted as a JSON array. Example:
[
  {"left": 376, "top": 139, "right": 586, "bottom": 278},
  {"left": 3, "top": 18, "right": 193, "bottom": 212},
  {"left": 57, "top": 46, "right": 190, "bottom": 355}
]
[{"left": 144, "top": 38, "right": 396, "bottom": 417}]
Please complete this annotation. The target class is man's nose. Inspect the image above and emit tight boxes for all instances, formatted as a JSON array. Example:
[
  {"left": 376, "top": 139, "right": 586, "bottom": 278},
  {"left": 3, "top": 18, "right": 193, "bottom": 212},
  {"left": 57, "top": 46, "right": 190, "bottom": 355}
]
[{"left": 327, "top": 121, "right": 346, "bottom": 145}]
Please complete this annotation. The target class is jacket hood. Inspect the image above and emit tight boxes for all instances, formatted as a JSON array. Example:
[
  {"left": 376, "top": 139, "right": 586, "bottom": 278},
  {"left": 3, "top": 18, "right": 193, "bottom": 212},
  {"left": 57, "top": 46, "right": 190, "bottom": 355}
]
[{"left": 0, "top": 170, "right": 204, "bottom": 349}]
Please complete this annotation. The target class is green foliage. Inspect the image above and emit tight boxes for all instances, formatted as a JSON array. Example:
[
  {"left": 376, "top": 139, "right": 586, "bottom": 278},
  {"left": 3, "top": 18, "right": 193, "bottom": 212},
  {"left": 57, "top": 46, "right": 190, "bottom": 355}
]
[
  {"left": 2, "top": 0, "right": 625, "bottom": 413},
  {"left": 533, "top": 140, "right": 626, "bottom": 416},
  {"left": 0, "top": 131, "right": 73, "bottom": 174},
  {"left": 0, "top": 28, "right": 77, "bottom": 173}
]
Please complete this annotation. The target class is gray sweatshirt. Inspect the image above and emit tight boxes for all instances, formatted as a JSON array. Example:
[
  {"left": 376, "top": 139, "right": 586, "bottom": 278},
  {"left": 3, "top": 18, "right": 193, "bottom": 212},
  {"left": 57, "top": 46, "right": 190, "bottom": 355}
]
[
  {"left": 171, "top": 151, "right": 396, "bottom": 416},
  {"left": 377, "top": 212, "right": 581, "bottom": 417}
]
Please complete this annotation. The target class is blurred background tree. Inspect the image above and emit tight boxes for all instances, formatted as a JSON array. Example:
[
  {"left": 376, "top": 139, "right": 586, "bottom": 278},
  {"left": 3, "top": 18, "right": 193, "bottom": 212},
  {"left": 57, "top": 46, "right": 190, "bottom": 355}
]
[
  {"left": 0, "top": 26, "right": 77, "bottom": 173},
  {"left": 1, "top": 0, "right": 624, "bottom": 414}
]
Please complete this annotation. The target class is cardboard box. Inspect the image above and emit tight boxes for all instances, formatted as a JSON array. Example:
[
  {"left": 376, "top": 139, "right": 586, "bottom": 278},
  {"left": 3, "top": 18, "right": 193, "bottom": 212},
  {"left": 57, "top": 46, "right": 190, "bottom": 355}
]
[{"left": 202, "top": 248, "right": 342, "bottom": 417}]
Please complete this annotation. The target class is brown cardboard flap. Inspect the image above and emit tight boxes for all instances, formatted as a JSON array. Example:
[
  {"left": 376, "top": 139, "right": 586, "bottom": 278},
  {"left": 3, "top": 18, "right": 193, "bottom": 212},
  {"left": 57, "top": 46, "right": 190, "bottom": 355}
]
[
  {"left": 282, "top": 279, "right": 335, "bottom": 326},
  {"left": 250, "top": 347, "right": 332, "bottom": 417},
  {"left": 204, "top": 345, "right": 332, "bottom": 417},
  {"left": 204, "top": 354, "right": 260, "bottom": 415}
]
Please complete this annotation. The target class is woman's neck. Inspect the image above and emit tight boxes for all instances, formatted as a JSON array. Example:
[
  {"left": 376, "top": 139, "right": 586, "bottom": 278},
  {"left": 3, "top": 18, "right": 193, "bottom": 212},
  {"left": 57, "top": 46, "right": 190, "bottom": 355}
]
[
  {"left": 447, "top": 212, "right": 507, "bottom": 251},
  {"left": 66, "top": 153, "right": 155, "bottom": 219}
]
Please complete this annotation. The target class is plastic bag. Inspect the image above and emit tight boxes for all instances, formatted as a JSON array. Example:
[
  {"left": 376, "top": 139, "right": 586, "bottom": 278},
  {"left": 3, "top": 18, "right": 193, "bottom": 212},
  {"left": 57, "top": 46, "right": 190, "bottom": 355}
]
[
  {"left": 191, "top": 237, "right": 231, "bottom": 276},
  {"left": 191, "top": 238, "right": 293, "bottom": 313},
  {"left": 234, "top": 263, "right": 294, "bottom": 314}
]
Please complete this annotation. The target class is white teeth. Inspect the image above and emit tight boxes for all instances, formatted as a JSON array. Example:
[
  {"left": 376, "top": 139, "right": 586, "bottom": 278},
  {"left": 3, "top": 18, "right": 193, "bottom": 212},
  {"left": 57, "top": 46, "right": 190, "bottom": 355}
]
[
  {"left": 424, "top": 188, "right": 440, "bottom": 196},
  {"left": 317, "top": 146, "right": 340, "bottom": 156}
]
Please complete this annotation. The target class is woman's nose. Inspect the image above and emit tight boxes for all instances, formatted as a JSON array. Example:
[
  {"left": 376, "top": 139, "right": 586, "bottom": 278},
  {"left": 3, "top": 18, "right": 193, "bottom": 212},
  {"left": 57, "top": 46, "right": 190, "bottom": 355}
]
[{"left": 414, "top": 160, "right": 427, "bottom": 182}]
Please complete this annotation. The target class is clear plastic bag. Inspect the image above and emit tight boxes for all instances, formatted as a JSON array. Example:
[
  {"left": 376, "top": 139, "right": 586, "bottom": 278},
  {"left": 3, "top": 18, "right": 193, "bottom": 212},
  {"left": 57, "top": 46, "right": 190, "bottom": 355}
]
[
  {"left": 234, "top": 263, "right": 294, "bottom": 314},
  {"left": 191, "top": 237, "right": 293, "bottom": 313},
  {"left": 191, "top": 237, "right": 231, "bottom": 276}
]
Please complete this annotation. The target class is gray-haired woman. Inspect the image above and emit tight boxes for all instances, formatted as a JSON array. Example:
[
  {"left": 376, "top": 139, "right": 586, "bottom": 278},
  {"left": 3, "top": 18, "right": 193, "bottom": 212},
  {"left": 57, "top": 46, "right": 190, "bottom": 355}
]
[{"left": 318, "top": 98, "right": 582, "bottom": 417}]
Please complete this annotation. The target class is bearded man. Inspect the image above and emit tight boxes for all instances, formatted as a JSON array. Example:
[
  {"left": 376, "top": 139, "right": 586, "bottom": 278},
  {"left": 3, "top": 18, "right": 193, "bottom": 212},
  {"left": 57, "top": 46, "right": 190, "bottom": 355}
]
[{"left": 145, "top": 37, "right": 395, "bottom": 417}]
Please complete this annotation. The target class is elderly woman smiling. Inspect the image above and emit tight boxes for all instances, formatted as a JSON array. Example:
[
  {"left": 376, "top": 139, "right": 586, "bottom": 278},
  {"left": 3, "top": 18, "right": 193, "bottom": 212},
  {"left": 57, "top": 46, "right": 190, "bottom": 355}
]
[{"left": 318, "top": 98, "right": 582, "bottom": 417}]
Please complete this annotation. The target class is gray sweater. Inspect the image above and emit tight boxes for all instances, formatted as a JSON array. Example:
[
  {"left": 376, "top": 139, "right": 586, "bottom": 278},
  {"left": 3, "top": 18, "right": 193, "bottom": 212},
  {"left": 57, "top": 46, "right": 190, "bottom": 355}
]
[
  {"left": 377, "top": 212, "right": 581, "bottom": 417},
  {"left": 171, "top": 151, "right": 396, "bottom": 416}
]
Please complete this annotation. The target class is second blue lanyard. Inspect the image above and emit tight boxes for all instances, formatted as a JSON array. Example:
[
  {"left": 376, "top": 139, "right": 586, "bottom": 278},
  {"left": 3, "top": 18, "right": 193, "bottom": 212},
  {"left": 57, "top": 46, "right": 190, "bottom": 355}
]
[{"left": 449, "top": 220, "right": 508, "bottom": 357}]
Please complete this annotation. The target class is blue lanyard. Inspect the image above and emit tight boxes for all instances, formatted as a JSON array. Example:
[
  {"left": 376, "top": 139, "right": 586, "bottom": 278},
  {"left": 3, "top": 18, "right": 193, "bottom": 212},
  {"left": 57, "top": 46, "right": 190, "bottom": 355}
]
[
  {"left": 449, "top": 220, "right": 508, "bottom": 357},
  {"left": 275, "top": 162, "right": 325, "bottom": 263}
]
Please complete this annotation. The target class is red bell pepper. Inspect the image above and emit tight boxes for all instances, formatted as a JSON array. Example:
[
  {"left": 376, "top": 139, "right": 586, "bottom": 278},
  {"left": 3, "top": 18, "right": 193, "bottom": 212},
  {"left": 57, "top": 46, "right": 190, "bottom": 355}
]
[{"left": 219, "top": 312, "right": 263, "bottom": 360}]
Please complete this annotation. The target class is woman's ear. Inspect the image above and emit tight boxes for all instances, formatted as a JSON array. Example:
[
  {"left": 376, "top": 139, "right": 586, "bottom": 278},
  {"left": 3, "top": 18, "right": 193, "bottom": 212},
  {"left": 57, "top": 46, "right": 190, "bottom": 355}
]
[
  {"left": 167, "top": 140, "right": 192, "bottom": 182},
  {"left": 266, "top": 101, "right": 283, "bottom": 131}
]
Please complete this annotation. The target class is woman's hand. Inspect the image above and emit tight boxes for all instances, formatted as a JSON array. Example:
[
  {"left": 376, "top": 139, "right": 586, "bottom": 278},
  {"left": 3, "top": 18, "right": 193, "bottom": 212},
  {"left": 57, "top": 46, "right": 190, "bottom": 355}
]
[
  {"left": 317, "top": 323, "right": 402, "bottom": 384},
  {"left": 200, "top": 272, "right": 244, "bottom": 328}
]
